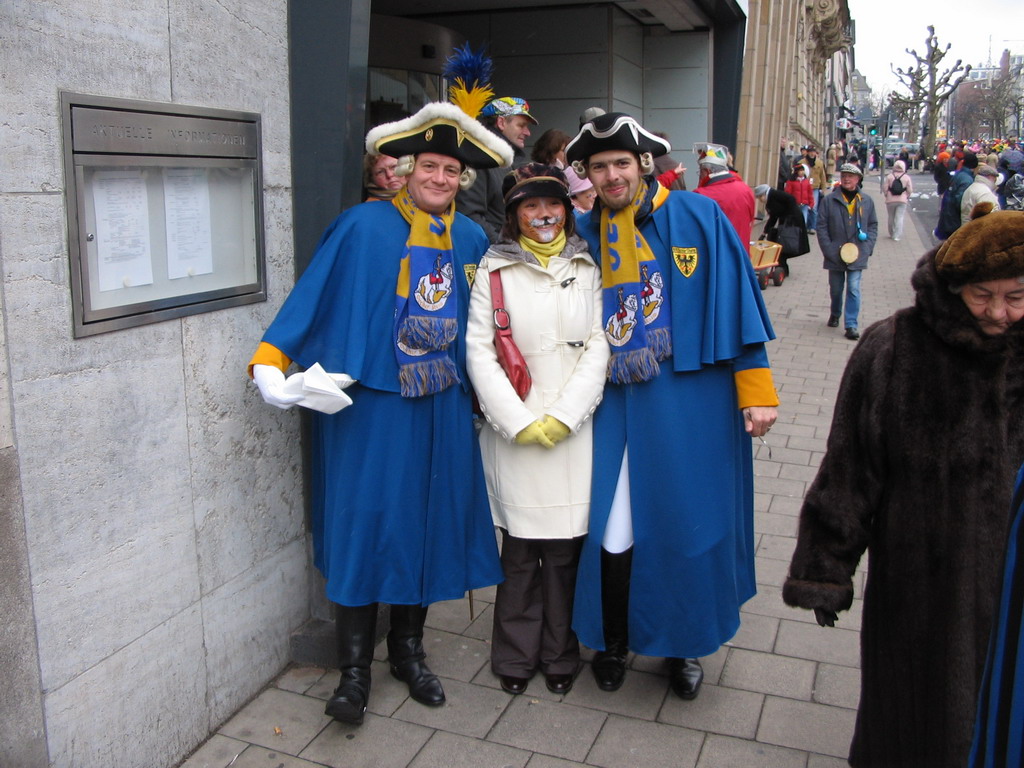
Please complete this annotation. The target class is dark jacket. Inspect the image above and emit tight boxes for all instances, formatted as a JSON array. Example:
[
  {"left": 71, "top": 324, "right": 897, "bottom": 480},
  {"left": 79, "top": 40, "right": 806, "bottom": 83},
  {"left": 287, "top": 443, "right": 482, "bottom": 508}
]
[
  {"left": 816, "top": 187, "right": 877, "bottom": 270},
  {"left": 761, "top": 188, "right": 809, "bottom": 257},
  {"left": 455, "top": 133, "right": 525, "bottom": 243},
  {"left": 937, "top": 168, "right": 975, "bottom": 239},
  {"left": 784, "top": 254, "right": 1024, "bottom": 767}
]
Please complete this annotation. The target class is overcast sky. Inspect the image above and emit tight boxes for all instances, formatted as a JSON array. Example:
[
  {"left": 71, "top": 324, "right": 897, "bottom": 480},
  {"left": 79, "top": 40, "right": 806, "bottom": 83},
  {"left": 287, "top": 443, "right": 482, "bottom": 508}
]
[{"left": 845, "top": 0, "right": 1021, "bottom": 96}]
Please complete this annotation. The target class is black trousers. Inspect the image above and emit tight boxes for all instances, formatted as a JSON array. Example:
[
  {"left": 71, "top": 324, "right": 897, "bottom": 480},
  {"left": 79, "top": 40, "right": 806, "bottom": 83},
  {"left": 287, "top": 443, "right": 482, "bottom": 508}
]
[{"left": 490, "top": 530, "right": 584, "bottom": 677}]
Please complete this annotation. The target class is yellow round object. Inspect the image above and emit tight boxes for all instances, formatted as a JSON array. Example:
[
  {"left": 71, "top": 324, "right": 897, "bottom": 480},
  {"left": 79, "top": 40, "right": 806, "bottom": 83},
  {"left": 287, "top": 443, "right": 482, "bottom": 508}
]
[{"left": 840, "top": 242, "right": 859, "bottom": 264}]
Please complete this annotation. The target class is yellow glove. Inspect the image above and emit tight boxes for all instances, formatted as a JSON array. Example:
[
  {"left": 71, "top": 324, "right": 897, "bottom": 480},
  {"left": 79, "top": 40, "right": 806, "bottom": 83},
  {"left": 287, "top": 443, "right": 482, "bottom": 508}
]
[
  {"left": 514, "top": 420, "right": 555, "bottom": 448},
  {"left": 540, "top": 415, "right": 571, "bottom": 445}
]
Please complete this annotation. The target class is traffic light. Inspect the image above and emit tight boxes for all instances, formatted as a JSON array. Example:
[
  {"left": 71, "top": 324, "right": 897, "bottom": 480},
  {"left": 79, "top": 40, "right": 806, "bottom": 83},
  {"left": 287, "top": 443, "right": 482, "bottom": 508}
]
[{"left": 868, "top": 125, "right": 878, "bottom": 136}]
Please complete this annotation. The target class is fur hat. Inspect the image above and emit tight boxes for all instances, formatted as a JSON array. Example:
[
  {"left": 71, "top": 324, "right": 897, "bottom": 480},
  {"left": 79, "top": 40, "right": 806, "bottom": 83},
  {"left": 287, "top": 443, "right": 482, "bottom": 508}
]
[
  {"left": 502, "top": 163, "right": 570, "bottom": 209},
  {"left": 565, "top": 112, "right": 670, "bottom": 168},
  {"left": 934, "top": 211, "right": 1024, "bottom": 285}
]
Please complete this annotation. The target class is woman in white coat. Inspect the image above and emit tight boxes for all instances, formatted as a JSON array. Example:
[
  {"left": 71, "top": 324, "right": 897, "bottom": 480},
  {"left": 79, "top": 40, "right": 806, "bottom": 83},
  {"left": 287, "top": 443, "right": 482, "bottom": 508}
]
[
  {"left": 467, "top": 163, "right": 609, "bottom": 697},
  {"left": 882, "top": 159, "right": 913, "bottom": 241}
]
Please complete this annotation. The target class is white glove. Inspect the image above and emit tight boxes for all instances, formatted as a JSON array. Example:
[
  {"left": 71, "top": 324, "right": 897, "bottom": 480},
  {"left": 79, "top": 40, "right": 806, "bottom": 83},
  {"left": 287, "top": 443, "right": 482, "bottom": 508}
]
[{"left": 252, "top": 364, "right": 303, "bottom": 410}]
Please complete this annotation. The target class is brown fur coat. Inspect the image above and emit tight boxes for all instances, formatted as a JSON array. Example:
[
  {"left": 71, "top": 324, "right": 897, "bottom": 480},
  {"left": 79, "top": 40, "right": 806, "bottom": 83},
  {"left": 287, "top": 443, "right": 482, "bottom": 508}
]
[{"left": 783, "top": 253, "right": 1024, "bottom": 767}]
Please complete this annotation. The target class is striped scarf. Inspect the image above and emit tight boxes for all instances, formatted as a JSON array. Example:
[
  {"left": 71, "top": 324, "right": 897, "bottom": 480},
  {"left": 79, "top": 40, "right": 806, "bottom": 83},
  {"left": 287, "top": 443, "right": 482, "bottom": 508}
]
[
  {"left": 392, "top": 188, "right": 460, "bottom": 397},
  {"left": 599, "top": 177, "right": 672, "bottom": 383}
]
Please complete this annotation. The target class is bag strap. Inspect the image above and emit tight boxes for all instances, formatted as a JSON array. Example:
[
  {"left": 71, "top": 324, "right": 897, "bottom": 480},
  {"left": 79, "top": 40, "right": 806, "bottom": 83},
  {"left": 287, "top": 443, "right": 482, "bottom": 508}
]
[{"left": 489, "top": 268, "right": 512, "bottom": 332}]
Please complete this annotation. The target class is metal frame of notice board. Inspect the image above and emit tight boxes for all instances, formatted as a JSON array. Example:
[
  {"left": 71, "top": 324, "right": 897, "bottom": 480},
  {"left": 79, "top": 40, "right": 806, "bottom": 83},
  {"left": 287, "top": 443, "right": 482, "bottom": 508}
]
[{"left": 61, "top": 91, "right": 267, "bottom": 337}]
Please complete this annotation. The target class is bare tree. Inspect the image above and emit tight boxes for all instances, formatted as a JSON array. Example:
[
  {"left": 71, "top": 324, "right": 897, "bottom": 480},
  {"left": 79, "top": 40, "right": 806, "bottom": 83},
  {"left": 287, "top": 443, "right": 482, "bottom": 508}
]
[{"left": 892, "top": 26, "right": 971, "bottom": 150}]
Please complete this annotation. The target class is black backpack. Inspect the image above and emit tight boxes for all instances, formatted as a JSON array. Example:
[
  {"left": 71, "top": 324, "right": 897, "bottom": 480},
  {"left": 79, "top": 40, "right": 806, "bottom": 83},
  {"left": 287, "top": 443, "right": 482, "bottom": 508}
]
[{"left": 889, "top": 174, "right": 905, "bottom": 196}]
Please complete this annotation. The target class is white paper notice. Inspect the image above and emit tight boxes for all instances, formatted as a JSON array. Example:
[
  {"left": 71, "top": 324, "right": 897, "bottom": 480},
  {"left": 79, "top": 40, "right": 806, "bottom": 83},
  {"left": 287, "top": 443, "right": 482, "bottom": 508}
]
[
  {"left": 163, "top": 168, "right": 213, "bottom": 280},
  {"left": 93, "top": 171, "right": 153, "bottom": 292}
]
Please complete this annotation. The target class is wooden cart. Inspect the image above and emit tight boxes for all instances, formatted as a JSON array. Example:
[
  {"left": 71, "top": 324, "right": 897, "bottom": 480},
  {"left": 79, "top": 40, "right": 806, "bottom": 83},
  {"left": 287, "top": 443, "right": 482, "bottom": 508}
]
[{"left": 749, "top": 240, "right": 784, "bottom": 290}]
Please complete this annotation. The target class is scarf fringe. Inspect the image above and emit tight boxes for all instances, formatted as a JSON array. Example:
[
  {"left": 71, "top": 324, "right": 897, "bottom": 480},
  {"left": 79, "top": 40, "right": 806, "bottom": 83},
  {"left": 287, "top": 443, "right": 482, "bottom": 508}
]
[
  {"left": 399, "top": 356, "right": 460, "bottom": 397},
  {"left": 398, "top": 316, "right": 457, "bottom": 349},
  {"left": 608, "top": 346, "right": 661, "bottom": 384},
  {"left": 647, "top": 326, "right": 673, "bottom": 362}
]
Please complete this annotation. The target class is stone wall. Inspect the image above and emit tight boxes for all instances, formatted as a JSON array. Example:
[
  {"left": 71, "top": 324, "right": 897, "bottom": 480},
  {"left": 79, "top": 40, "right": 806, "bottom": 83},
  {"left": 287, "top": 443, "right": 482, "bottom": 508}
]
[{"left": 0, "top": 2, "right": 308, "bottom": 766}]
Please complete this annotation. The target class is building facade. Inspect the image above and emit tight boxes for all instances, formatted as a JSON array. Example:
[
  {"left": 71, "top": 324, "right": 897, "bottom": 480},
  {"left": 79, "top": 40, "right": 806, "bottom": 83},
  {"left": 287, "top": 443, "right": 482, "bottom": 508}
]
[{"left": 1, "top": 2, "right": 758, "bottom": 766}]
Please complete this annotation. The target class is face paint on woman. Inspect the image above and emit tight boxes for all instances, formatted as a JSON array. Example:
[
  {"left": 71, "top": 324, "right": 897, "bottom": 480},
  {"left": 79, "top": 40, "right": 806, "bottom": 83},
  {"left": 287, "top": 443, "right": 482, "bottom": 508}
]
[{"left": 518, "top": 198, "right": 566, "bottom": 243}]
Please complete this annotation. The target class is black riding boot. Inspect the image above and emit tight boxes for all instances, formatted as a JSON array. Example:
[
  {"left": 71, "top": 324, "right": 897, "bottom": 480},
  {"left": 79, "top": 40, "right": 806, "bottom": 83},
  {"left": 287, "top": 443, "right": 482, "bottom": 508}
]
[
  {"left": 324, "top": 603, "right": 378, "bottom": 725},
  {"left": 667, "top": 657, "right": 704, "bottom": 700},
  {"left": 387, "top": 604, "right": 446, "bottom": 706},
  {"left": 591, "top": 547, "right": 632, "bottom": 691}
]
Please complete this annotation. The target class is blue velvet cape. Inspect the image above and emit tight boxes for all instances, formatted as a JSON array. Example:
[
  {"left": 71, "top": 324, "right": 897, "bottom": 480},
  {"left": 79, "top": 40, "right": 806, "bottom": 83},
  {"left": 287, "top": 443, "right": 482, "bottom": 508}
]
[
  {"left": 970, "top": 462, "right": 1024, "bottom": 767},
  {"left": 262, "top": 202, "right": 502, "bottom": 606},
  {"left": 572, "top": 190, "right": 776, "bottom": 657}
]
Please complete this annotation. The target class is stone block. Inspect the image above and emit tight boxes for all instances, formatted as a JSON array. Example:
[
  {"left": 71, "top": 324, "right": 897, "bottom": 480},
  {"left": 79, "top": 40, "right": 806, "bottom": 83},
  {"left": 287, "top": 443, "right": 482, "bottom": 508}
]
[
  {"left": 729, "top": 611, "right": 779, "bottom": 653},
  {"left": 43, "top": 605, "right": 208, "bottom": 768},
  {"left": 166, "top": 2, "right": 291, "bottom": 188},
  {"left": 18, "top": 361, "right": 201, "bottom": 692},
  {"left": 696, "top": 734, "right": 808, "bottom": 768},
  {"left": 391, "top": 678, "right": 510, "bottom": 738},
  {"left": 720, "top": 648, "right": 816, "bottom": 700},
  {"left": 203, "top": 539, "right": 310, "bottom": 727},
  {"left": 487, "top": 696, "right": 606, "bottom": 762},
  {"left": 408, "top": 730, "right": 530, "bottom": 768},
  {"left": 299, "top": 713, "right": 432, "bottom": 768},
  {"left": 419, "top": 627, "right": 491, "bottom": 683},
  {"left": 775, "top": 619, "right": 860, "bottom": 668},
  {"left": 0, "top": 2, "right": 171, "bottom": 193},
  {"left": 218, "top": 688, "right": 331, "bottom": 756},
  {"left": 813, "top": 663, "right": 861, "bottom": 709},
  {"left": 562, "top": 666, "right": 665, "bottom": 720},
  {"left": 658, "top": 682, "right": 764, "bottom": 739},
  {"left": 588, "top": 714, "right": 704, "bottom": 768},
  {"left": 0, "top": 448, "right": 47, "bottom": 768},
  {"left": 756, "top": 696, "right": 856, "bottom": 759},
  {"left": 178, "top": 734, "right": 248, "bottom": 768}
]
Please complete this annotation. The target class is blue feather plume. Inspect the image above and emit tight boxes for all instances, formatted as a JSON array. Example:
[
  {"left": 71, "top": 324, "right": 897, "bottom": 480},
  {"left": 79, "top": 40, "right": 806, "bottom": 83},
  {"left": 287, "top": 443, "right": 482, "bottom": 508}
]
[{"left": 443, "top": 43, "right": 493, "bottom": 88}]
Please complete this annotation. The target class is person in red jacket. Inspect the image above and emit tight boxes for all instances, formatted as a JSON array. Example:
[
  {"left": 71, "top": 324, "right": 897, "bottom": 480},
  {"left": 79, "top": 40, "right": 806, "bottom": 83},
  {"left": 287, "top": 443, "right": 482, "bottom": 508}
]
[
  {"left": 693, "top": 142, "right": 755, "bottom": 247},
  {"left": 784, "top": 162, "right": 814, "bottom": 229}
]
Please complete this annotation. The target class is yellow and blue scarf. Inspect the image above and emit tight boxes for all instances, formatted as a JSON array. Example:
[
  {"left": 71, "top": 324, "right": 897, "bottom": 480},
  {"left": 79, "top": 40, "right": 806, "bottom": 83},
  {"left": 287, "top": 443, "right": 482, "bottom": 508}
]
[
  {"left": 392, "top": 188, "right": 460, "bottom": 397},
  {"left": 600, "top": 177, "right": 672, "bottom": 383}
]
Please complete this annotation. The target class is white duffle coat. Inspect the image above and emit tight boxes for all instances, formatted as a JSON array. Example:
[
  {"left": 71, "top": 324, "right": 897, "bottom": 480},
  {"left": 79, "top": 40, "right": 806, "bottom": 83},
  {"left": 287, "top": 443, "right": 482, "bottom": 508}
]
[{"left": 466, "top": 233, "right": 609, "bottom": 540}]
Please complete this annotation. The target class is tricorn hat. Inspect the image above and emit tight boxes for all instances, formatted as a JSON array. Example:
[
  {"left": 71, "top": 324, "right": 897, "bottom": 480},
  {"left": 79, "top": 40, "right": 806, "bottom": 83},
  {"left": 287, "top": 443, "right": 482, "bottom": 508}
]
[
  {"left": 565, "top": 112, "right": 671, "bottom": 167},
  {"left": 934, "top": 211, "right": 1024, "bottom": 285},
  {"left": 365, "top": 102, "right": 513, "bottom": 170},
  {"left": 694, "top": 142, "right": 729, "bottom": 168},
  {"left": 364, "top": 45, "right": 514, "bottom": 171}
]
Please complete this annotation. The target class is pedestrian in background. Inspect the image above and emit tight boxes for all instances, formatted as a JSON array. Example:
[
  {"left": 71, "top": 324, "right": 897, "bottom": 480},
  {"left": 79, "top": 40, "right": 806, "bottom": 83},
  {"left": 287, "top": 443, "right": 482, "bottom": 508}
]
[
  {"left": 882, "top": 159, "right": 913, "bottom": 241},
  {"left": 467, "top": 163, "right": 609, "bottom": 698},
  {"left": 816, "top": 163, "right": 877, "bottom": 340},
  {"left": 694, "top": 142, "right": 756, "bottom": 247},
  {"left": 785, "top": 210, "right": 1024, "bottom": 768},
  {"left": 800, "top": 145, "right": 828, "bottom": 234},
  {"left": 531, "top": 128, "right": 571, "bottom": 168},
  {"left": 961, "top": 164, "right": 1001, "bottom": 226},
  {"left": 754, "top": 184, "right": 808, "bottom": 278},
  {"left": 784, "top": 161, "right": 814, "bottom": 229},
  {"left": 937, "top": 152, "right": 977, "bottom": 239}
]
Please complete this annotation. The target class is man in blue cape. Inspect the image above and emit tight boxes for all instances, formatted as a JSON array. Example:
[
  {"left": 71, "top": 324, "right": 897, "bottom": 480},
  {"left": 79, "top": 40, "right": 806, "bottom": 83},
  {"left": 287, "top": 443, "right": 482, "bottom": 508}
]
[
  {"left": 249, "top": 95, "right": 511, "bottom": 725},
  {"left": 564, "top": 112, "right": 779, "bottom": 700}
]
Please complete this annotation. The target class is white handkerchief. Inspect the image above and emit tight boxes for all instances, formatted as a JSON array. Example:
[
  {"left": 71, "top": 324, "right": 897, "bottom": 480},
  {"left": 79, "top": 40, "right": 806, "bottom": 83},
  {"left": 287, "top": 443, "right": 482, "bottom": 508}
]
[{"left": 282, "top": 363, "right": 354, "bottom": 414}]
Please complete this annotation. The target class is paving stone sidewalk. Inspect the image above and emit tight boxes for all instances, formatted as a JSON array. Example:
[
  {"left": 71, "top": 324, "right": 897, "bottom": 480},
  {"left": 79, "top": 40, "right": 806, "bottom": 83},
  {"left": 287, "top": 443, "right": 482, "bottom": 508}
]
[{"left": 180, "top": 181, "right": 927, "bottom": 768}]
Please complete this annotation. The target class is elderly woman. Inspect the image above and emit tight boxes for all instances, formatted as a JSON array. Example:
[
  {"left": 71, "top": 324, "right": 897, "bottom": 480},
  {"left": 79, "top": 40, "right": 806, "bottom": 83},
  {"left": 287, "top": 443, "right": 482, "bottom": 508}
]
[
  {"left": 783, "top": 210, "right": 1024, "bottom": 767},
  {"left": 361, "top": 152, "right": 404, "bottom": 202},
  {"left": 467, "top": 163, "right": 609, "bottom": 697}
]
